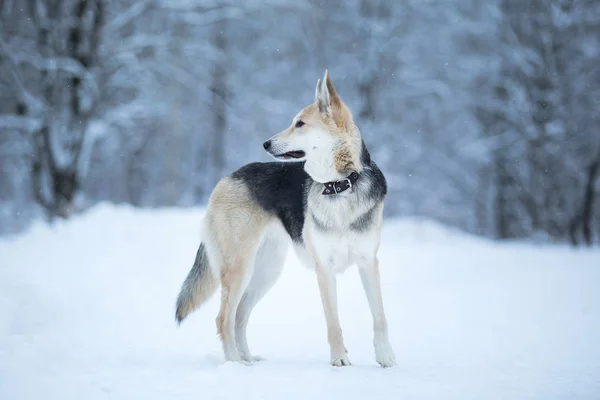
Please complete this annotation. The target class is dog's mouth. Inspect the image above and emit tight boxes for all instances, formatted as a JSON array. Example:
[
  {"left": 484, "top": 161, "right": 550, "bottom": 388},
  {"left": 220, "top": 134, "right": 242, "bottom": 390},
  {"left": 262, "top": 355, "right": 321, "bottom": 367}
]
[{"left": 274, "top": 150, "right": 306, "bottom": 160}]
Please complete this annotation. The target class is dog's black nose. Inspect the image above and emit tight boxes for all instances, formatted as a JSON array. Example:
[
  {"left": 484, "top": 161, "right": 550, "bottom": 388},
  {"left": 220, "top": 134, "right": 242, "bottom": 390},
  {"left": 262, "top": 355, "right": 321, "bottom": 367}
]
[{"left": 263, "top": 140, "right": 271, "bottom": 150}]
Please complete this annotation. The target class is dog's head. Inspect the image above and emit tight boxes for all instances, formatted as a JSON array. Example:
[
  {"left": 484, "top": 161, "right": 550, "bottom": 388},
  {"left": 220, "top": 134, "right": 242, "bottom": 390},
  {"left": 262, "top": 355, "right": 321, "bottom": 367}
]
[{"left": 263, "top": 70, "right": 361, "bottom": 182}]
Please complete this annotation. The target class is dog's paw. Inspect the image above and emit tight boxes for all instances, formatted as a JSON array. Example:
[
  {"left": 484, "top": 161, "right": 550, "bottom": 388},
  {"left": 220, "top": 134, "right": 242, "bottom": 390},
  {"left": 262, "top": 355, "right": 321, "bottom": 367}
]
[
  {"left": 374, "top": 341, "right": 396, "bottom": 368},
  {"left": 331, "top": 354, "right": 351, "bottom": 367},
  {"left": 240, "top": 353, "right": 266, "bottom": 363},
  {"left": 248, "top": 355, "right": 266, "bottom": 362}
]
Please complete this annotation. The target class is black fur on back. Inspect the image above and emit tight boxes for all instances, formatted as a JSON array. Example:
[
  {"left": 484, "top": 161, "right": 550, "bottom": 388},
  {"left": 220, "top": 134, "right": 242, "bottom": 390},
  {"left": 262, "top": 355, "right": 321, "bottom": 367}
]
[{"left": 230, "top": 161, "right": 309, "bottom": 243}]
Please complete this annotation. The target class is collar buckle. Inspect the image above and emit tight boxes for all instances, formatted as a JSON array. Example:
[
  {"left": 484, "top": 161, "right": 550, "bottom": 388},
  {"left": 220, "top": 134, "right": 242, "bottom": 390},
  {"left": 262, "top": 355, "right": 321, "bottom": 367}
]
[
  {"left": 341, "top": 177, "right": 352, "bottom": 189},
  {"left": 322, "top": 172, "right": 359, "bottom": 196}
]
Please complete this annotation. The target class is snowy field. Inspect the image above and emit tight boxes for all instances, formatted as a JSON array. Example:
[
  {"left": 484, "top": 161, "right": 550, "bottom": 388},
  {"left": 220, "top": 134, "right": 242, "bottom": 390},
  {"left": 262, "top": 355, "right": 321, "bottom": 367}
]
[{"left": 1, "top": 204, "right": 599, "bottom": 400}]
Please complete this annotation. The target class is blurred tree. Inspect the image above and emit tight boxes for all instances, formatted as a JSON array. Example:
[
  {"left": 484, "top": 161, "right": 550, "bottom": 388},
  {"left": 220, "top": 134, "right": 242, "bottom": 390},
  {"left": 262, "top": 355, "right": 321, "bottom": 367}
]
[
  {"left": 476, "top": 0, "right": 600, "bottom": 244},
  {"left": 0, "top": 0, "right": 104, "bottom": 218},
  {"left": 0, "top": 0, "right": 598, "bottom": 244}
]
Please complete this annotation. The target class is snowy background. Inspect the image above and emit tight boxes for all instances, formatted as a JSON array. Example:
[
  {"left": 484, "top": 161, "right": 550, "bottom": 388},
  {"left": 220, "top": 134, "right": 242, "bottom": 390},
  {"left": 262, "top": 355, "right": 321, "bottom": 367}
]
[{"left": 1, "top": 1, "right": 600, "bottom": 399}]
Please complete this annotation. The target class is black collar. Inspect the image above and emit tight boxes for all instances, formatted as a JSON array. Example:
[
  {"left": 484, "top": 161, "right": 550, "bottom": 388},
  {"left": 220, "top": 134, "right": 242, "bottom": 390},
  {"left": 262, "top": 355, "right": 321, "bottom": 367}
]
[{"left": 322, "top": 171, "right": 360, "bottom": 195}]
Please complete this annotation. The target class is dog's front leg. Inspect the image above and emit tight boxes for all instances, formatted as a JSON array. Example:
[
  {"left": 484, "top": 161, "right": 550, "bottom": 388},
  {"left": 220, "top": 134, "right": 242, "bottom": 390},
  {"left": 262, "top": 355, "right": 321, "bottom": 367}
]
[
  {"left": 315, "top": 263, "right": 350, "bottom": 366},
  {"left": 358, "top": 256, "right": 396, "bottom": 367}
]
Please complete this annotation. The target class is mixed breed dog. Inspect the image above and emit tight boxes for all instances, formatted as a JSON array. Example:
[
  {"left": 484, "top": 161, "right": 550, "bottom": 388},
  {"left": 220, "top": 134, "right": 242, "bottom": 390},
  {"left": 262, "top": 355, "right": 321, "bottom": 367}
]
[{"left": 175, "top": 70, "right": 396, "bottom": 368}]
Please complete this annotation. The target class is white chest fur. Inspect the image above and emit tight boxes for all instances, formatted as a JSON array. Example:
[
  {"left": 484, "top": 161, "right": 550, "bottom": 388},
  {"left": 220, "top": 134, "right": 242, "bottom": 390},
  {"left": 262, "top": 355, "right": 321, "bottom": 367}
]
[
  {"left": 310, "top": 228, "right": 378, "bottom": 273},
  {"left": 298, "top": 181, "right": 383, "bottom": 273}
]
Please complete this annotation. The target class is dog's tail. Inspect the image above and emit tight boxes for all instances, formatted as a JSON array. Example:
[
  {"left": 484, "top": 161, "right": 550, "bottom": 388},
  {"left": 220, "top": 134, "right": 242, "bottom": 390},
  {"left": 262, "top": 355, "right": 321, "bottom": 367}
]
[{"left": 175, "top": 243, "right": 218, "bottom": 324}]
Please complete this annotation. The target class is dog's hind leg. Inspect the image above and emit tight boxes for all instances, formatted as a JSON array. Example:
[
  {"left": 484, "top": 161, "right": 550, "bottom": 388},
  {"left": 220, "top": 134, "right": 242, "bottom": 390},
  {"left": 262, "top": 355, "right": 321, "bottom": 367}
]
[
  {"left": 207, "top": 177, "right": 270, "bottom": 363},
  {"left": 216, "top": 255, "right": 256, "bottom": 362},
  {"left": 235, "top": 225, "right": 288, "bottom": 362},
  {"left": 214, "top": 227, "right": 266, "bottom": 362}
]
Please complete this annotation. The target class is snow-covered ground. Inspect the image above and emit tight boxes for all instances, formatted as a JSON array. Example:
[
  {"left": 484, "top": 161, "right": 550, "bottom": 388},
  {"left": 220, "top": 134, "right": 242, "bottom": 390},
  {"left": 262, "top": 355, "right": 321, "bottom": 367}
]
[{"left": 1, "top": 204, "right": 599, "bottom": 400}]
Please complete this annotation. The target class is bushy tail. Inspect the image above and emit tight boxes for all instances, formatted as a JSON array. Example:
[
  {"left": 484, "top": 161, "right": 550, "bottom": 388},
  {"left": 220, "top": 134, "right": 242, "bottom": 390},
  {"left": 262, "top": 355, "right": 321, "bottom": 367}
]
[{"left": 175, "top": 243, "right": 219, "bottom": 324}]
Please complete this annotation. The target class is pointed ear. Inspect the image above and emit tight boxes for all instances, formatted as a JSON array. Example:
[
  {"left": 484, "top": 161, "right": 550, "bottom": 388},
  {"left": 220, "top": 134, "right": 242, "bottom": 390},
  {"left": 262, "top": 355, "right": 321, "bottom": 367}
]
[
  {"left": 315, "top": 76, "right": 330, "bottom": 115},
  {"left": 323, "top": 69, "right": 342, "bottom": 112},
  {"left": 322, "top": 70, "right": 346, "bottom": 127}
]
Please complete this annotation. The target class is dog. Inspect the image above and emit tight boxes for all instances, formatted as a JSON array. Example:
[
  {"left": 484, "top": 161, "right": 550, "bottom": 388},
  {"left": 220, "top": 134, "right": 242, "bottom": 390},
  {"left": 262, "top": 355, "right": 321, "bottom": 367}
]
[{"left": 175, "top": 70, "right": 396, "bottom": 367}]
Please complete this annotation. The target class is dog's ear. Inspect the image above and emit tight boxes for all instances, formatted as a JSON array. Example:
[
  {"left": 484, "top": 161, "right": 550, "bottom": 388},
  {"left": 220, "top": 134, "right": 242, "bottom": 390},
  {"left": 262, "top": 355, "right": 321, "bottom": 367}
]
[
  {"left": 324, "top": 70, "right": 342, "bottom": 112},
  {"left": 315, "top": 76, "right": 330, "bottom": 115},
  {"left": 316, "top": 70, "right": 342, "bottom": 114},
  {"left": 317, "top": 70, "right": 347, "bottom": 127}
]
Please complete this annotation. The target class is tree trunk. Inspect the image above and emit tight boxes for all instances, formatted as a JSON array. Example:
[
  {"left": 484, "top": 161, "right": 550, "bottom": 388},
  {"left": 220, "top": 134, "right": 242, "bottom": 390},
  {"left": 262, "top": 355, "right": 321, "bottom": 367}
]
[
  {"left": 582, "top": 158, "right": 599, "bottom": 246},
  {"left": 494, "top": 157, "right": 509, "bottom": 239},
  {"left": 568, "top": 155, "right": 599, "bottom": 247},
  {"left": 52, "top": 168, "right": 79, "bottom": 218},
  {"left": 358, "top": 79, "right": 376, "bottom": 121},
  {"left": 29, "top": 0, "right": 104, "bottom": 219}
]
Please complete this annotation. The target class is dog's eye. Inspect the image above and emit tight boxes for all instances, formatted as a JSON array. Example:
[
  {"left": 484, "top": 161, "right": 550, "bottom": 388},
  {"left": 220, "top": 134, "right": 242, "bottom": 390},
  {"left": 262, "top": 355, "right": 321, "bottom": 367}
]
[{"left": 295, "top": 120, "right": 305, "bottom": 128}]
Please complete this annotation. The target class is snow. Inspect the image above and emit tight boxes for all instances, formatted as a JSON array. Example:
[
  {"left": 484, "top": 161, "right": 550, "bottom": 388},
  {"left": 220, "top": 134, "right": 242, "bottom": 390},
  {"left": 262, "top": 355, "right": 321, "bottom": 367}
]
[{"left": 1, "top": 204, "right": 599, "bottom": 399}]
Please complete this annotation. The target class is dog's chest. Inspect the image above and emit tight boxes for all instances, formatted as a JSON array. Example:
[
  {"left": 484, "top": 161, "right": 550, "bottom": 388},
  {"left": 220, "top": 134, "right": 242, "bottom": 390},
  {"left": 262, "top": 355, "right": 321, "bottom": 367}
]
[
  {"left": 311, "top": 229, "right": 375, "bottom": 272},
  {"left": 305, "top": 194, "right": 380, "bottom": 272}
]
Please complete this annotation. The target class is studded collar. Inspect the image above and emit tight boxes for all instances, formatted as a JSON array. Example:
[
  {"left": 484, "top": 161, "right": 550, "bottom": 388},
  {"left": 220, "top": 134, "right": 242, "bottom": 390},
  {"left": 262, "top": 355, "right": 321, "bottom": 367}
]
[{"left": 322, "top": 171, "right": 360, "bottom": 196}]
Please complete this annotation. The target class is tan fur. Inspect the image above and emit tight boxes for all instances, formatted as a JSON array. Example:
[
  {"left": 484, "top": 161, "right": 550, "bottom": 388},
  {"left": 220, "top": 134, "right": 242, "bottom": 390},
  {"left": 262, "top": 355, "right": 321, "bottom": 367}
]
[
  {"left": 203, "top": 178, "right": 272, "bottom": 359},
  {"left": 324, "top": 71, "right": 353, "bottom": 132},
  {"left": 205, "top": 178, "right": 271, "bottom": 264},
  {"left": 334, "top": 144, "right": 356, "bottom": 173}
]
